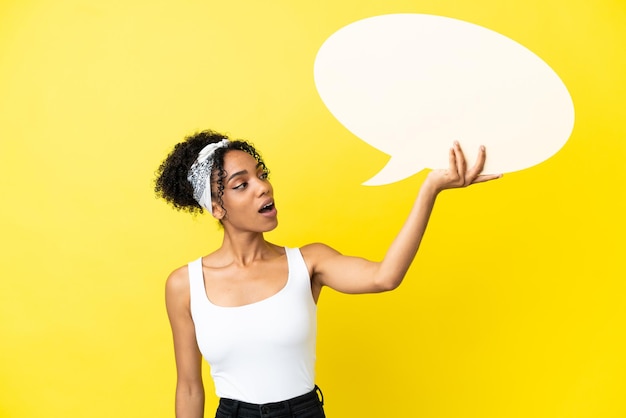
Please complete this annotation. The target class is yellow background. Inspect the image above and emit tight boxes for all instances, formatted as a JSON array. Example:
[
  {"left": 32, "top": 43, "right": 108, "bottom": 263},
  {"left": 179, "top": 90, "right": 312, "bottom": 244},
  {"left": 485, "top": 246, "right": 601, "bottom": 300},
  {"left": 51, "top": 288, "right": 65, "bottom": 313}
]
[{"left": 1, "top": 0, "right": 625, "bottom": 417}]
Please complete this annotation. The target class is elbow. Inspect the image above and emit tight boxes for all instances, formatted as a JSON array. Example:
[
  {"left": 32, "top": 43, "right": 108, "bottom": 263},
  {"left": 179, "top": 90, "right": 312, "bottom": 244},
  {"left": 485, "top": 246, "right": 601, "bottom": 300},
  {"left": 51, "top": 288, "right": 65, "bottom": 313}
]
[
  {"left": 176, "top": 379, "right": 205, "bottom": 400},
  {"left": 374, "top": 276, "right": 402, "bottom": 292},
  {"left": 372, "top": 264, "right": 406, "bottom": 292},
  {"left": 175, "top": 381, "right": 205, "bottom": 417}
]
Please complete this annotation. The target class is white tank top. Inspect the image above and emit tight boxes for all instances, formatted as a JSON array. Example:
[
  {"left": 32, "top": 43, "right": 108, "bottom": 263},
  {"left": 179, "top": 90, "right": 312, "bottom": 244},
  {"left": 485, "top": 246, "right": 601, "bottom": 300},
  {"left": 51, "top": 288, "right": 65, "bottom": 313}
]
[{"left": 188, "top": 247, "right": 317, "bottom": 404}]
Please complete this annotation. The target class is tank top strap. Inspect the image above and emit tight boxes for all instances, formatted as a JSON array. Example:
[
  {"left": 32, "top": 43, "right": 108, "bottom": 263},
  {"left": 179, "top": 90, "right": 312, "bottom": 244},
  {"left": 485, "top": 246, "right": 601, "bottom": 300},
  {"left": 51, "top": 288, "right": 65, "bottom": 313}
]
[
  {"left": 187, "top": 257, "right": 205, "bottom": 305},
  {"left": 284, "top": 247, "right": 311, "bottom": 286}
]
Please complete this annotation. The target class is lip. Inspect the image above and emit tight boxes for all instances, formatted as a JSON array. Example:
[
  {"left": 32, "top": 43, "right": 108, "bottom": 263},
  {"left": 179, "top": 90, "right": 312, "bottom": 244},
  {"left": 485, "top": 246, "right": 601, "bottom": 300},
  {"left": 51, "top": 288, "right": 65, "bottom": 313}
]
[
  {"left": 258, "top": 199, "right": 277, "bottom": 217},
  {"left": 258, "top": 199, "right": 274, "bottom": 212},
  {"left": 260, "top": 205, "right": 278, "bottom": 217}
]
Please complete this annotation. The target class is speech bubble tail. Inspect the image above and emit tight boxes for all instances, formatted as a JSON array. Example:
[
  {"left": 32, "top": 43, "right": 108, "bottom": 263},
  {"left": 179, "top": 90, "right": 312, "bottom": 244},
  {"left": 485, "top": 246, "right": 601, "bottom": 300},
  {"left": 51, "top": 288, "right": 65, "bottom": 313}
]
[{"left": 362, "top": 157, "right": 425, "bottom": 186}]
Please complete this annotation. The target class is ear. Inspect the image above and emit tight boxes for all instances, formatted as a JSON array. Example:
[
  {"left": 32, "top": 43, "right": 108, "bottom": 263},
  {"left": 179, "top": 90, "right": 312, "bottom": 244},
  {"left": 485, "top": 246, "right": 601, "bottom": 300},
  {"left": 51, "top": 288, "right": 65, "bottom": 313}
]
[{"left": 211, "top": 201, "right": 225, "bottom": 220}]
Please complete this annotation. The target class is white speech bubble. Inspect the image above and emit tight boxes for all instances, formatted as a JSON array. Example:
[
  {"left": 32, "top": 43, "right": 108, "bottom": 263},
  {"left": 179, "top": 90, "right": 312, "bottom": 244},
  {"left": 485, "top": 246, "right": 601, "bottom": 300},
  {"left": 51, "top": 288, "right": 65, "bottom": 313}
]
[{"left": 314, "top": 14, "right": 575, "bottom": 185}]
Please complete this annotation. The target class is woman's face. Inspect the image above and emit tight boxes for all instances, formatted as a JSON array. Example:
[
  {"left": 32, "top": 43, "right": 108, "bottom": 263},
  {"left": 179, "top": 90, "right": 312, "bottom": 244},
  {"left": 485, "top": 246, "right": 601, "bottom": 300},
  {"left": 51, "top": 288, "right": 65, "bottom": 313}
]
[{"left": 214, "top": 150, "right": 278, "bottom": 233}]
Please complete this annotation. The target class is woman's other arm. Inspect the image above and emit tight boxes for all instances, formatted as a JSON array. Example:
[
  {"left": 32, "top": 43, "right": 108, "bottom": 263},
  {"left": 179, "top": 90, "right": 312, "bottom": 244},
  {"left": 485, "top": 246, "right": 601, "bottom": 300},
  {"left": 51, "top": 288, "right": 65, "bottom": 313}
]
[{"left": 165, "top": 267, "right": 205, "bottom": 418}]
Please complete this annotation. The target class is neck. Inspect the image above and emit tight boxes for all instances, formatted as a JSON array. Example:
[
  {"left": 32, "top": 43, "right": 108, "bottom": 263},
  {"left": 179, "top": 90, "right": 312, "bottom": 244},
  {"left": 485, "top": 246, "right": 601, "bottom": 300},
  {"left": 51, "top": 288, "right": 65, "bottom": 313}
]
[{"left": 218, "top": 230, "right": 278, "bottom": 266}]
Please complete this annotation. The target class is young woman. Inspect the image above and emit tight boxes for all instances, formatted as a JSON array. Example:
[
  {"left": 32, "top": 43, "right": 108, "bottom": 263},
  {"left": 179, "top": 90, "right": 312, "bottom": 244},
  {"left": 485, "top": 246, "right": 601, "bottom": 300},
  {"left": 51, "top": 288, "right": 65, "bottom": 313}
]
[{"left": 155, "top": 130, "right": 501, "bottom": 418}]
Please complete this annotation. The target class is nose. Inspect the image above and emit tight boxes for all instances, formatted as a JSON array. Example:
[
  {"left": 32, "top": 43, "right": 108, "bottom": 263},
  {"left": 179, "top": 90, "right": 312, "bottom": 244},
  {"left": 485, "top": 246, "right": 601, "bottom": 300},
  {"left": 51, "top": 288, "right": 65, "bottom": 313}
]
[{"left": 255, "top": 177, "right": 272, "bottom": 196}]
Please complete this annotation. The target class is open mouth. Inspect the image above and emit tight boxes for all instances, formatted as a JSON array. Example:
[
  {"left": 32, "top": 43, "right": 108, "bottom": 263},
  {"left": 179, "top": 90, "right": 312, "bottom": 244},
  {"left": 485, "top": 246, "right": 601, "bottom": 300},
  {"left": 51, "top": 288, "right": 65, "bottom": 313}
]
[{"left": 258, "top": 202, "right": 275, "bottom": 213}]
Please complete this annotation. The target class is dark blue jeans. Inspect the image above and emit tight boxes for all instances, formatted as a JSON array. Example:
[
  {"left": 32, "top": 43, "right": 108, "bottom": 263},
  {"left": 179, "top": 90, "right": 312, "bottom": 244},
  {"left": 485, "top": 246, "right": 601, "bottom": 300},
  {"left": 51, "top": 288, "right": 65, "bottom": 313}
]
[{"left": 215, "top": 386, "right": 326, "bottom": 418}]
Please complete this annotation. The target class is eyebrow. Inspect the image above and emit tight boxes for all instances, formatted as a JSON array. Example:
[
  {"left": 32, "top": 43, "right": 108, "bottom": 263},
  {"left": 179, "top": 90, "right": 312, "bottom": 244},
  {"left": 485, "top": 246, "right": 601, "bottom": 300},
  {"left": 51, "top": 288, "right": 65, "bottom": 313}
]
[
  {"left": 227, "top": 170, "right": 248, "bottom": 183},
  {"left": 226, "top": 163, "right": 264, "bottom": 183}
]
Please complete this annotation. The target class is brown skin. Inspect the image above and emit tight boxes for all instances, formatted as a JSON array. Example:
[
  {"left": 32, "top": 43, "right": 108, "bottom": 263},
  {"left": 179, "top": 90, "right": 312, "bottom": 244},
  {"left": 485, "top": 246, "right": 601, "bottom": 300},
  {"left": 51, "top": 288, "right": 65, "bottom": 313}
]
[{"left": 165, "top": 143, "right": 502, "bottom": 417}]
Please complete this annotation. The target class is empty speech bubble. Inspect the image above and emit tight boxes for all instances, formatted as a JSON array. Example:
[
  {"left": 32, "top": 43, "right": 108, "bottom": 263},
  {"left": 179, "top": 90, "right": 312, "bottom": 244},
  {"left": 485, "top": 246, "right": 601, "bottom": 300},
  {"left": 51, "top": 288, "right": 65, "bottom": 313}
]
[{"left": 314, "top": 14, "right": 575, "bottom": 185}]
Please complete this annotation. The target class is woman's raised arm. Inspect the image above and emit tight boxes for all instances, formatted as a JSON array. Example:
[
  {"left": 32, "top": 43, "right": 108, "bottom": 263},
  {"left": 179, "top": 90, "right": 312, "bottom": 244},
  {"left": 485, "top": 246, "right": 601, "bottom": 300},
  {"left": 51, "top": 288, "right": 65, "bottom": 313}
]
[{"left": 304, "top": 142, "right": 502, "bottom": 295}]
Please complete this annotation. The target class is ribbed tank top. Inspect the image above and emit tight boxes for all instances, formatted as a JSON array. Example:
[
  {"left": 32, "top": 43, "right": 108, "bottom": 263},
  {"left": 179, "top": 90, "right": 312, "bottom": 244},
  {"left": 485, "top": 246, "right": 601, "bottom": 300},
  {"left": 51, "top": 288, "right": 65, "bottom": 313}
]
[{"left": 188, "top": 247, "right": 317, "bottom": 404}]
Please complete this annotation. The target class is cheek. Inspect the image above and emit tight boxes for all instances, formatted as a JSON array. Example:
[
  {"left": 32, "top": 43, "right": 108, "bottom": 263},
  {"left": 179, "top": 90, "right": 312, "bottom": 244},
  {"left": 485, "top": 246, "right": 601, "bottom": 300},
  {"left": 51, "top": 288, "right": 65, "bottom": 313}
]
[{"left": 220, "top": 193, "right": 249, "bottom": 215}]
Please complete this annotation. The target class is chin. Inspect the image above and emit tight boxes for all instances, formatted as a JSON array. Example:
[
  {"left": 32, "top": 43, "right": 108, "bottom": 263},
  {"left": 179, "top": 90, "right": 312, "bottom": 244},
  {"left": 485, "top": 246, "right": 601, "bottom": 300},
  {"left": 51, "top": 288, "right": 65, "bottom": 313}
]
[{"left": 261, "top": 219, "right": 279, "bottom": 233}]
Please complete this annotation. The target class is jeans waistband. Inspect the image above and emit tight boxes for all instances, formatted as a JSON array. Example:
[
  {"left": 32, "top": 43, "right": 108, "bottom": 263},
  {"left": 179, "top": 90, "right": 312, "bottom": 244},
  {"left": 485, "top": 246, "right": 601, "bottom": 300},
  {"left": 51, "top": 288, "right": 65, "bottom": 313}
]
[{"left": 219, "top": 385, "right": 324, "bottom": 416}]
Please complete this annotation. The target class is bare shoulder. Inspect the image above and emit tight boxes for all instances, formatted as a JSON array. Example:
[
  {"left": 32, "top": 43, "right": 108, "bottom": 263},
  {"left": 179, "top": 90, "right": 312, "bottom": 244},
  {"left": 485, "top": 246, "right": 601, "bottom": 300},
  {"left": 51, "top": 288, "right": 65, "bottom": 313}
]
[
  {"left": 300, "top": 243, "right": 342, "bottom": 265},
  {"left": 300, "top": 242, "right": 339, "bottom": 255},
  {"left": 165, "top": 264, "right": 190, "bottom": 300}
]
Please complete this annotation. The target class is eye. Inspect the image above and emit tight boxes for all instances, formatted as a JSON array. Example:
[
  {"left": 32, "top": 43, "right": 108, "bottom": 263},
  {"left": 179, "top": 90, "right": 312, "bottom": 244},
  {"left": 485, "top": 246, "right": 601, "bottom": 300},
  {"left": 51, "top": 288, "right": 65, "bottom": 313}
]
[
  {"left": 259, "top": 171, "right": 269, "bottom": 180},
  {"left": 233, "top": 182, "right": 248, "bottom": 190}
]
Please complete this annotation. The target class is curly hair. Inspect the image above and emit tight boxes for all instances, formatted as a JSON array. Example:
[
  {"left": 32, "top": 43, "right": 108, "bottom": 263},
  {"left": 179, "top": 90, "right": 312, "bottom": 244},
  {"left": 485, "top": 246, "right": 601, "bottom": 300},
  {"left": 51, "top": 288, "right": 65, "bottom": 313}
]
[{"left": 154, "top": 130, "right": 268, "bottom": 215}]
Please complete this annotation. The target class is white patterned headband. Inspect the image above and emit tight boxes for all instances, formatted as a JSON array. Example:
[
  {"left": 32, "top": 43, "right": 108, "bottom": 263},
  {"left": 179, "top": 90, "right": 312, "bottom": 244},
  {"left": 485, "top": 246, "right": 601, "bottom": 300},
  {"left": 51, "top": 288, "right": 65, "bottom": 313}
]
[{"left": 187, "top": 139, "right": 230, "bottom": 213}]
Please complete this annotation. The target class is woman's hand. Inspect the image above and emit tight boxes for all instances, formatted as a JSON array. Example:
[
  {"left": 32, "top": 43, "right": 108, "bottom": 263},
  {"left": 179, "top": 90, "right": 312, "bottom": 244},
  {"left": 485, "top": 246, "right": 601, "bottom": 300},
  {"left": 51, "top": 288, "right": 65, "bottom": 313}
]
[{"left": 425, "top": 141, "right": 502, "bottom": 193}]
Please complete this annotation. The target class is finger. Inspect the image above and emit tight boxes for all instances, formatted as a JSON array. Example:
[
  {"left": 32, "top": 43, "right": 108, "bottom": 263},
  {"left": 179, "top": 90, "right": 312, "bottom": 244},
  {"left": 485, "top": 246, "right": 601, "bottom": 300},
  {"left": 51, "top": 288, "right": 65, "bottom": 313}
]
[
  {"left": 471, "top": 173, "right": 503, "bottom": 184},
  {"left": 467, "top": 145, "right": 487, "bottom": 181},
  {"left": 454, "top": 141, "right": 467, "bottom": 181},
  {"left": 448, "top": 145, "right": 456, "bottom": 172}
]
